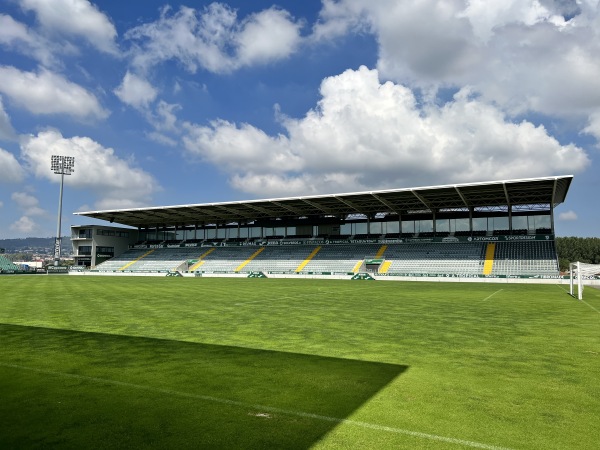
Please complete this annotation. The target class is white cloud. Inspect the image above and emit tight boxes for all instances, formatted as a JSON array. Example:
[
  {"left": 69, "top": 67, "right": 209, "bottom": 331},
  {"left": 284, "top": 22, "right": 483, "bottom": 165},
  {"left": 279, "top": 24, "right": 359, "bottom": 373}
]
[
  {"left": 12, "top": 191, "right": 46, "bottom": 216},
  {"left": 183, "top": 119, "right": 301, "bottom": 175},
  {"left": 235, "top": 7, "right": 304, "bottom": 66},
  {"left": 114, "top": 72, "right": 157, "bottom": 109},
  {"left": 0, "top": 66, "right": 108, "bottom": 119},
  {"left": 10, "top": 215, "right": 39, "bottom": 234},
  {"left": 559, "top": 210, "right": 578, "bottom": 221},
  {"left": 0, "top": 14, "right": 60, "bottom": 66},
  {"left": 0, "top": 147, "right": 24, "bottom": 182},
  {"left": 0, "top": 96, "right": 17, "bottom": 141},
  {"left": 0, "top": 14, "right": 32, "bottom": 46},
  {"left": 583, "top": 111, "right": 600, "bottom": 143},
  {"left": 20, "top": 129, "right": 159, "bottom": 209},
  {"left": 182, "top": 66, "right": 590, "bottom": 197},
  {"left": 147, "top": 131, "right": 177, "bottom": 147},
  {"left": 314, "top": 0, "right": 600, "bottom": 119},
  {"left": 151, "top": 101, "right": 180, "bottom": 132},
  {"left": 19, "top": 0, "right": 118, "bottom": 54},
  {"left": 126, "top": 3, "right": 303, "bottom": 74}
]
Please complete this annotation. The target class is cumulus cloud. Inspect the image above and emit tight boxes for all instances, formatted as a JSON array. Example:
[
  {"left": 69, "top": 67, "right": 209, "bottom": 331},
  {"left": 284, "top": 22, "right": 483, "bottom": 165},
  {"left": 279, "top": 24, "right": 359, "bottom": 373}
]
[
  {"left": 314, "top": 0, "right": 600, "bottom": 118},
  {"left": 0, "top": 147, "right": 24, "bottom": 182},
  {"left": 149, "top": 101, "right": 181, "bottom": 132},
  {"left": 0, "top": 14, "right": 32, "bottom": 46},
  {"left": 20, "top": 129, "right": 159, "bottom": 209},
  {"left": 125, "top": 3, "right": 303, "bottom": 73},
  {"left": 10, "top": 215, "right": 39, "bottom": 235},
  {"left": 559, "top": 210, "right": 578, "bottom": 221},
  {"left": 19, "top": 0, "right": 118, "bottom": 54},
  {"left": 147, "top": 131, "right": 177, "bottom": 147},
  {"left": 12, "top": 191, "right": 46, "bottom": 216},
  {"left": 0, "top": 66, "right": 108, "bottom": 119},
  {"left": 183, "top": 66, "right": 589, "bottom": 197},
  {"left": 583, "top": 111, "right": 600, "bottom": 143},
  {"left": 0, "top": 13, "right": 68, "bottom": 66},
  {"left": 0, "top": 96, "right": 17, "bottom": 141},
  {"left": 114, "top": 72, "right": 157, "bottom": 109}
]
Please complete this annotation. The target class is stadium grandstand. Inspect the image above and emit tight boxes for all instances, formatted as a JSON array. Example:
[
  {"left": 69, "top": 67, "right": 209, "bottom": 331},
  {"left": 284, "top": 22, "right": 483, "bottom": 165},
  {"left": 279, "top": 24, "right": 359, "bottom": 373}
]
[
  {"left": 0, "top": 248, "right": 20, "bottom": 273},
  {"left": 71, "top": 176, "right": 571, "bottom": 280}
]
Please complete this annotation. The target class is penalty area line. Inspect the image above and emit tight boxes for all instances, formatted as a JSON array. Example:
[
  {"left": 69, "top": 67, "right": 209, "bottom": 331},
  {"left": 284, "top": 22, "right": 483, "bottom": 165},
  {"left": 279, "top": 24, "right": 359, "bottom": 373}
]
[
  {"left": 482, "top": 289, "right": 503, "bottom": 302},
  {"left": 555, "top": 285, "right": 600, "bottom": 314},
  {"left": 581, "top": 300, "right": 600, "bottom": 315},
  {"left": 0, "top": 362, "right": 512, "bottom": 450}
]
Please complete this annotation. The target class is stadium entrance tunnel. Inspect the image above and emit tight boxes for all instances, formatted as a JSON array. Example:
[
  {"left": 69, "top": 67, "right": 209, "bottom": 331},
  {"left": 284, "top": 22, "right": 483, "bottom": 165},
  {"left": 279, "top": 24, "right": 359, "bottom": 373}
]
[{"left": 0, "top": 323, "right": 407, "bottom": 449}]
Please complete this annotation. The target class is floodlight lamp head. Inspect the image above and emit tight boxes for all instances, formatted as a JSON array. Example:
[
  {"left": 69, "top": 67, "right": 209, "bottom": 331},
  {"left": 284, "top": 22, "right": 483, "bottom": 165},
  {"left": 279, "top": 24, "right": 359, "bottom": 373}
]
[{"left": 50, "top": 155, "right": 75, "bottom": 175}]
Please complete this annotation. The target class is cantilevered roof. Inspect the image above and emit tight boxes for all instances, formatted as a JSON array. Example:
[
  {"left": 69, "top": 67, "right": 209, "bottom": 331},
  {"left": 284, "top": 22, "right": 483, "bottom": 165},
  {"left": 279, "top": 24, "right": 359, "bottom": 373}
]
[{"left": 74, "top": 176, "right": 573, "bottom": 228}]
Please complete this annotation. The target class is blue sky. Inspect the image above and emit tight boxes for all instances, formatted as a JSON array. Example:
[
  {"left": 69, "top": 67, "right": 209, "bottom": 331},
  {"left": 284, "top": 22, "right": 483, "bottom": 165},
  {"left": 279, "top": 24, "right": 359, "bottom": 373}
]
[{"left": 0, "top": 0, "right": 598, "bottom": 238}]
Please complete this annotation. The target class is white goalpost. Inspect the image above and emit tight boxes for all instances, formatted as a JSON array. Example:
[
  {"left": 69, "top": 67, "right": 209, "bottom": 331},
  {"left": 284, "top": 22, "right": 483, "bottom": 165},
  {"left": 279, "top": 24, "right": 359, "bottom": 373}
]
[{"left": 569, "top": 261, "right": 600, "bottom": 300}]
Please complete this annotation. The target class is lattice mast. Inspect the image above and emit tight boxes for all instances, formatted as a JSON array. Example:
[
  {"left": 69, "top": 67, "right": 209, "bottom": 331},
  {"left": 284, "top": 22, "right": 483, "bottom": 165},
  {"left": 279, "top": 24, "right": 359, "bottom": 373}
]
[{"left": 51, "top": 155, "right": 75, "bottom": 267}]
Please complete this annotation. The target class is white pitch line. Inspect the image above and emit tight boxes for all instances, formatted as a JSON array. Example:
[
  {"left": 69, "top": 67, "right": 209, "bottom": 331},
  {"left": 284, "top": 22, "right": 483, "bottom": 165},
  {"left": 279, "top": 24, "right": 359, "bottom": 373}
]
[
  {"left": 581, "top": 300, "right": 600, "bottom": 315},
  {"left": 555, "top": 285, "right": 570, "bottom": 294},
  {"left": 1, "top": 362, "right": 513, "bottom": 450},
  {"left": 555, "top": 285, "right": 600, "bottom": 314},
  {"left": 482, "top": 289, "right": 504, "bottom": 302}
]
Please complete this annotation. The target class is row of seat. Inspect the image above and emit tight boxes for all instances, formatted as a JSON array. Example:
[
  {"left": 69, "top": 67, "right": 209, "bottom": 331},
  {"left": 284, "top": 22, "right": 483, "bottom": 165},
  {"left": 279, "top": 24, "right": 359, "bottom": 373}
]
[
  {"left": 492, "top": 241, "right": 558, "bottom": 275},
  {"left": 0, "top": 255, "right": 20, "bottom": 271},
  {"left": 93, "top": 241, "right": 559, "bottom": 276}
]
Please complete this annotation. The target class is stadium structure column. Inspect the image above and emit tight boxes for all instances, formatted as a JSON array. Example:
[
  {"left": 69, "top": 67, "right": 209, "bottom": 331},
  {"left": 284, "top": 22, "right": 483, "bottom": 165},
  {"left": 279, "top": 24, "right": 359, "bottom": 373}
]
[
  {"left": 51, "top": 155, "right": 75, "bottom": 267},
  {"left": 398, "top": 212, "right": 402, "bottom": 236},
  {"left": 469, "top": 207, "right": 473, "bottom": 233}
]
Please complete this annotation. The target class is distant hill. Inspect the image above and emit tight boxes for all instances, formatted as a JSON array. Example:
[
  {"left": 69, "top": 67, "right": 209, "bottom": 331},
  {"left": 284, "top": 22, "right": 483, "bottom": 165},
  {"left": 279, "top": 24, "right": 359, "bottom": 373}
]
[{"left": 0, "top": 237, "right": 71, "bottom": 253}]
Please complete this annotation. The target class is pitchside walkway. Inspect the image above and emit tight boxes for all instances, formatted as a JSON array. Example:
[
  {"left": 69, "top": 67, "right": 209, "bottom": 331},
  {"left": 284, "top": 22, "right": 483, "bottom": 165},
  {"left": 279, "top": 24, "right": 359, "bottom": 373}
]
[{"left": 92, "top": 240, "right": 559, "bottom": 277}]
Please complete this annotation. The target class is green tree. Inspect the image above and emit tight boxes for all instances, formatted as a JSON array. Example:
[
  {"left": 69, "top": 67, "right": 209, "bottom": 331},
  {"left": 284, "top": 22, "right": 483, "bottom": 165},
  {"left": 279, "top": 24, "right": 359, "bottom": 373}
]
[{"left": 556, "top": 237, "right": 600, "bottom": 271}]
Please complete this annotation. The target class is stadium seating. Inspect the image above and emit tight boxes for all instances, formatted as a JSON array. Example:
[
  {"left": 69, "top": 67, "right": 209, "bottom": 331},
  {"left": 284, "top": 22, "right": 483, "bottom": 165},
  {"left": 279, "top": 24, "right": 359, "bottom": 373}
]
[
  {"left": 384, "top": 242, "right": 486, "bottom": 275},
  {"left": 0, "top": 255, "right": 20, "bottom": 272},
  {"left": 243, "top": 246, "right": 315, "bottom": 273},
  {"left": 92, "top": 239, "right": 559, "bottom": 277},
  {"left": 491, "top": 241, "right": 558, "bottom": 276},
  {"left": 302, "top": 244, "right": 382, "bottom": 273},
  {"left": 94, "top": 248, "right": 150, "bottom": 271}
]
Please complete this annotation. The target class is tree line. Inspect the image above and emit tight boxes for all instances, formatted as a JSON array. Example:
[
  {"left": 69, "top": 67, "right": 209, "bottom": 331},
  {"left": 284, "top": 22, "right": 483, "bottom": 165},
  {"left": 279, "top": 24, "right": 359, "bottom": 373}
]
[{"left": 556, "top": 237, "right": 600, "bottom": 272}]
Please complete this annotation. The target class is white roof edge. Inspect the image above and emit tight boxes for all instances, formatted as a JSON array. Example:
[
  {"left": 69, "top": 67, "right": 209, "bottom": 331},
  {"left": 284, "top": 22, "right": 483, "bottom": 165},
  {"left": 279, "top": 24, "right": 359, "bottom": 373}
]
[{"left": 73, "top": 175, "right": 574, "bottom": 216}]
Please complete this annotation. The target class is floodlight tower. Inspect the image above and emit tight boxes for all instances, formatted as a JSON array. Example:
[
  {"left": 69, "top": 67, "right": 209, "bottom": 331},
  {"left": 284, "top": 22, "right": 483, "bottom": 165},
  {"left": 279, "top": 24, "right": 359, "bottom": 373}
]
[{"left": 51, "top": 155, "right": 75, "bottom": 266}]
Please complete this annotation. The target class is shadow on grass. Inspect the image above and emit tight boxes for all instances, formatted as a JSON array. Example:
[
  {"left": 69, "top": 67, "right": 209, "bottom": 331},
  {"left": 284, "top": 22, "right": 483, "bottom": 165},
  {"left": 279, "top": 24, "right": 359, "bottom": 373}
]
[{"left": 0, "top": 324, "right": 406, "bottom": 449}]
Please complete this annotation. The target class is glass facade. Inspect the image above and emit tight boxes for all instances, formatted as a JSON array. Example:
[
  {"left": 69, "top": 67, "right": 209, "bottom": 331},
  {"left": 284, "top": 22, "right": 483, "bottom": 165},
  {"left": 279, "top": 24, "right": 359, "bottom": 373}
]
[{"left": 132, "top": 211, "right": 552, "bottom": 242}]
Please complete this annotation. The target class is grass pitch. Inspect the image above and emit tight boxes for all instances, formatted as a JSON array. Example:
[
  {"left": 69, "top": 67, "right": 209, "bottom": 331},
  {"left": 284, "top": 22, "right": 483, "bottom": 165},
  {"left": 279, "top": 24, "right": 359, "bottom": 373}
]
[{"left": 1, "top": 276, "right": 599, "bottom": 449}]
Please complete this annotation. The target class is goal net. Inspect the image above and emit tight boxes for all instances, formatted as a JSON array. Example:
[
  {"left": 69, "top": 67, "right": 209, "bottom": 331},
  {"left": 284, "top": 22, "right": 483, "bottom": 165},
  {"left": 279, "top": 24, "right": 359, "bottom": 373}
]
[{"left": 569, "top": 262, "right": 600, "bottom": 300}]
